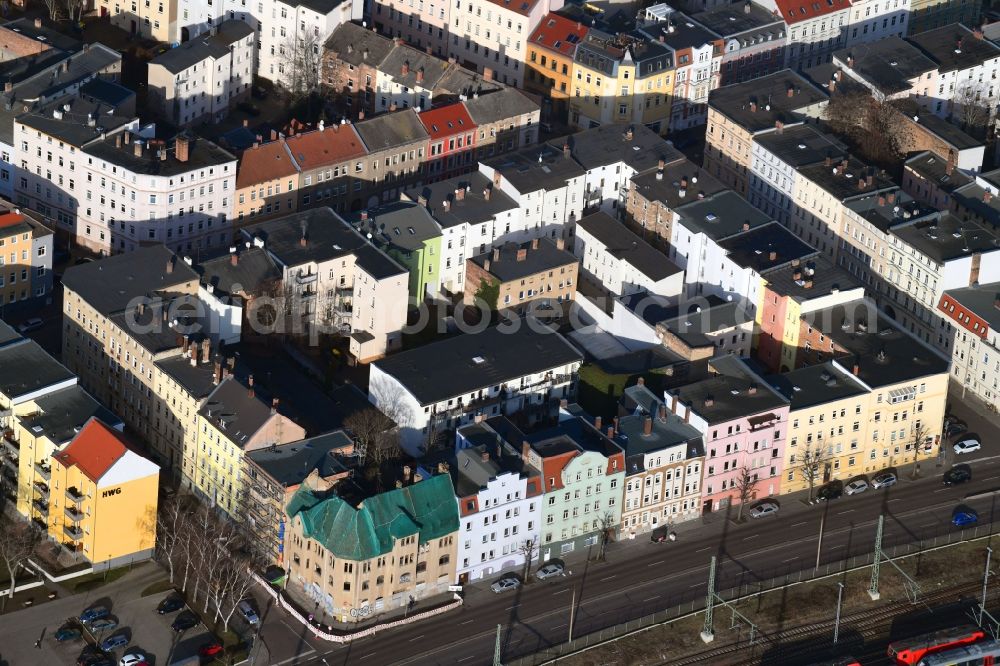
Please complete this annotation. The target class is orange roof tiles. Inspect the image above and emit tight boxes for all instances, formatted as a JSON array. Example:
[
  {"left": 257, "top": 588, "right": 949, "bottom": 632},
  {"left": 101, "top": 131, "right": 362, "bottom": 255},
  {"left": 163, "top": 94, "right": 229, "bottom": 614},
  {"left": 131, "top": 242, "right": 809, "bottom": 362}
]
[
  {"left": 52, "top": 418, "right": 127, "bottom": 483},
  {"left": 529, "top": 13, "right": 589, "bottom": 57},
  {"left": 418, "top": 103, "right": 476, "bottom": 140},
  {"left": 774, "top": 0, "right": 851, "bottom": 24},
  {"left": 0, "top": 211, "right": 27, "bottom": 229},
  {"left": 235, "top": 139, "right": 299, "bottom": 189},
  {"left": 487, "top": 0, "right": 542, "bottom": 17},
  {"left": 284, "top": 125, "right": 368, "bottom": 171}
]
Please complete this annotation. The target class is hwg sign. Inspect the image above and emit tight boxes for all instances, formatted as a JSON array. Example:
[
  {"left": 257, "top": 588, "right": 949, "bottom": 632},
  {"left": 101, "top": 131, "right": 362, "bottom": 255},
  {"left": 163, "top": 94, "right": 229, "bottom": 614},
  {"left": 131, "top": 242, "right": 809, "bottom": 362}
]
[{"left": 101, "top": 487, "right": 121, "bottom": 498}]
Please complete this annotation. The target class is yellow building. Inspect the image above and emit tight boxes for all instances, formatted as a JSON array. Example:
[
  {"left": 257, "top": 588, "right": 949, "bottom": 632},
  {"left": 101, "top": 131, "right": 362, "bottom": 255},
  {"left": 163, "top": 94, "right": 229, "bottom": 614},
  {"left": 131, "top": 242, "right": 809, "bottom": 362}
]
[
  {"left": 525, "top": 14, "right": 590, "bottom": 124},
  {"left": 772, "top": 302, "right": 950, "bottom": 494},
  {"left": 47, "top": 418, "right": 159, "bottom": 566},
  {"left": 193, "top": 376, "right": 305, "bottom": 517}
]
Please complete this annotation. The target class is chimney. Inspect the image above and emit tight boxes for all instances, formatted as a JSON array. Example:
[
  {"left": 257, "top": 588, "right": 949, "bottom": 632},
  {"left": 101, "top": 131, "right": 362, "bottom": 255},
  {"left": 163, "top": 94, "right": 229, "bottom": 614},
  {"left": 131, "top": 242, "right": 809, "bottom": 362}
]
[
  {"left": 190, "top": 344, "right": 199, "bottom": 366},
  {"left": 426, "top": 45, "right": 433, "bottom": 55},
  {"left": 493, "top": 170, "right": 501, "bottom": 187},
  {"left": 852, "top": 362, "right": 860, "bottom": 376},
  {"left": 363, "top": 47, "right": 369, "bottom": 60},
  {"left": 516, "top": 248, "right": 527, "bottom": 262},
  {"left": 625, "top": 127, "right": 634, "bottom": 141},
  {"left": 271, "top": 397, "right": 279, "bottom": 414},
  {"left": 994, "top": 294, "right": 1000, "bottom": 310},
  {"left": 492, "top": 247, "right": 500, "bottom": 262},
  {"left": 643, "top": 416, "right": 653, "bottom": 436},
  {"left": 946, "top": 150, "right": 956, "bottom": 176},
  {"left": 595, "top": 416, "right": 603, "bottom": 431},
  {"left": 34, "top": 17, "right": 41, "bottom": 28},
  {"left": 417, "top": 194, "right": 427, "bottom": 207},
  {"left": 704, "top": 397, "right": 714, "bottom": 407},
  {"left": 887, "top": 192, "right": 896, "bottom": 204},
  {"left": 793, "top": 268, "right": 802, "bottom": 281},
  {"left": 658, "top": 158, "right": 665, "bottom": 170},
  {"left": 742, "top": 221, "right": 751, "bottom": 231},
  {"left": 829, "top": 77, "right": 836, "bottom": 93},
  {"left": 401, "top": 60, "right": 410, "bottom": 76},
  {"left": 270, "top": 129, "right": 278, "bottom": 141},
  {"left": 556, "top": 238, "right": 565, "bottom": 250},
  {"left": 404, "top": 465, "right": 412, "bottom": 481},
  {"left": 878, "top": 195, "right": 886, "bottom": 207},
  {"left": 563, "top": 142, "right": 571, "bottom": 159},
  {"left": 389, "top": 103, "right": 397, "bottom": 112},
  {"left": 483, "top": 67, "right": 493, "bottom": 80},
  {"left": 181, "top": 336, "right": 190, "bottom": 355},
  {"left": 768, "top": 250, "right": 777, "bottom": 261},
  {"left": 214, "top": 360, "right": 222, "bottom": 384},
  {"left": 360, "top": 210, "right": 368, "bottom": 221},
  {"left": 358, "top": 110, "right": 365, "bottom": 120},
  {"left": 786, "top": 86, "right": 794, "bottom": 98},
  {"left": 248, "top": 374, "right": 255, "bottom": 399},
  {"left": 3, "top": 81, "right": 10, "bottom": 93},
  {"left": 522, "top": 440, "right": 532, "bottom": 462},
  {"left": 416, "top": 67, "right": 424, "bottom": 84},
  {"left": 607, "top": 426, "right": 615, "bottom": 439},
  {"left": 658, "top": 404, "right": 667, "bottom": 421},
  {"left": 824, "top": 155, "right": 833, "bottom": 167},
  {"left": 165, "top": 257, "right": 173, "bottom": 273},
  {"left": 483, "top": 258, "right": 491, "bottom": 272},
  {"left": 300, "top": 234, "right": 307, "bottom": 247},
  {"left": 230, "top": 250, "right": 238, "bottom": 266},
  {"left": 175, "top": 134, "right": 190, "bottom": 162},
  {"left": 134, "top": 141, "right": 143, "bottom": 158},
  {"left": 483, "top": 187, "right": 492, "bottom": 201},
  {"left": 847, "top": 55, "right": 854, "bottom": 68},
  {"left": 748, "top": 383, "right": 757, "bottom": 395},
  {"left": 455, "top": 187, "right": 465, "bottom": 201},
  {"left": 804, "top": 278, "right": 814, "bottom": 289},
  {"left": 481, "top": 450, "right": 490, "bottom": 463},
  {"left": 201, "top": 338, "right": 210, "bottom": 361},
  {"left": 749, "top": 101, "right": 757, "bottom": 112},
  {"left": 775, "top": 120, "right": 784, "bottom": 133},
  {"left": 986, "top": 191, "right": 994, "bottom": 204},
  {"left": 443, "top": 199, "right": 451, "bottom": 212},
  {"left": 115, "top": 134, "right": 121, "bottom": 148},
  {"left": 531, "top": 238, "right": 539, "bottom": 250}
]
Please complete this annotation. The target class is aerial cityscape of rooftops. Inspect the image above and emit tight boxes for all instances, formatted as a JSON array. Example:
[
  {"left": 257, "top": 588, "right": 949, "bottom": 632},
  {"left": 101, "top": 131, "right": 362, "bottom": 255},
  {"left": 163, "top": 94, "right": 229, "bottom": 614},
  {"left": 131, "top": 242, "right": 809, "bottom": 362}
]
[{"left": 1, "top": 0, "right": 1000, "bottom": 664}]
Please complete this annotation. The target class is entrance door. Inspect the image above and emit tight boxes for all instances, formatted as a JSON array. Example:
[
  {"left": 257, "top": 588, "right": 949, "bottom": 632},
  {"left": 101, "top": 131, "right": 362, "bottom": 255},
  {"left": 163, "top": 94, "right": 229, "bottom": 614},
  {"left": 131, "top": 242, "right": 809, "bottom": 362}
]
[{"left": 702, "top": 499, "right": 713, "bottom": 515}]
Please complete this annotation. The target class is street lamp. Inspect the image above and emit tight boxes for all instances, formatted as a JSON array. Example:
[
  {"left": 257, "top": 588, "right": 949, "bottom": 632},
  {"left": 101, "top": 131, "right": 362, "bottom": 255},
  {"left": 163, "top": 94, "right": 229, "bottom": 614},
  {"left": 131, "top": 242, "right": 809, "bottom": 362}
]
[{"left": 833, "top": 582, "right": 844, "bottom": 644}]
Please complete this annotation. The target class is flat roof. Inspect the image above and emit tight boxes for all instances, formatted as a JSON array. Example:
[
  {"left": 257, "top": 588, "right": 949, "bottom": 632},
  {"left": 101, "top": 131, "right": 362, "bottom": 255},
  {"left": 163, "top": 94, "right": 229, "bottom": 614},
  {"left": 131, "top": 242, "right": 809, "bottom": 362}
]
[
  {"left": 904, "top": 151, "right": 973, "bottom": 196},
  {"left": 151, "top": 20, "right": 253, "bottom": 73},
  {"left": 576, "top": 210, "right": 682, "bottom": 282},
  {"left": 630, "top": 157, "right": 727, "bottom": 211},
  {"left": 941, "top": 281, "right": 1000, "bottom": 331},
  {"left": 754, "top": 123, "right": 848, "bottom": 168},
  {"left": 690, "top": 3, "right": 785, "bottom": 39},
  {"left": 0, "top": 338, "right": 75, "bottom": 401},
  {"left": 247, "top": 430, "right": 355, "bottom": 487},
  {"left": 762, "top": 254, "right": 862, "bottom": 302},
  {"left": 484, "top": 143, "right": 585, "bottom": 193},
  {"left": 833, "top": 38, "right": 937, "bottom": 95},
  {"left": 798, "top": 156, "right": 897, "bottom": 201},
  {"left": 402, "top": 172, "right": 518, "bottom": 229},
  {"left": 891, "top": 213, "right": 999, "bottom": 264},
  {"left": 547, "top": 122, "right": 680, "bottom": 173},
  {"left": 84, "top": 133, "right": 236, "bottom": 178},
  {"left": 674, "top": 190, "right": 773, "bottom": 240},
  {"left": 17, "top": 385, "right": 121, "bottom": 446},
  {"left": 717, "top": 222, "right": 817, "bottom": 272},
  {"left": 908, "top": 23, "right": 1000, "bottom": 73},
  {"left": 372, "top": 319, "right": 583, "bottom": 405},
  {"left": 708, "top": 70, "right": 826, "bottom": 133},
  {"left": 671, "top": 355, "right": 787, "bottom": 424},
  {"left": 767, "top": 361, "right": 868, "bottom": 409},
  {"left": 469, "top": 237, "right": 577, "bottom": 282}
]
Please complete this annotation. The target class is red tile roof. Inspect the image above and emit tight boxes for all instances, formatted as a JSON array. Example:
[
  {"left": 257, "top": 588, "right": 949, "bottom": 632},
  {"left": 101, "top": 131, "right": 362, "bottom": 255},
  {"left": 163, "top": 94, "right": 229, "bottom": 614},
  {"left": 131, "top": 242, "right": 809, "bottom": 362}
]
[
  {"left": 235, "top": 139, "right": 299, "bottom": 189},
  {"left": 418, "top": 103, "right": 476, "bottom": 140},
  {"left": 52, "top": 418, "right": 127, "bottom": 483},
  {"left": 0, "top": 211, "right": 25, "bottom": 229},
  {"left": 487, "top": 0, "right": 542, "bottom": 17},
  {"left": 284, "top": 124, "right": 368, "bottom": 172},
  {"left": 529, "top": 13, "right": 589, "bottom": 57},
  {"left": 774, "top": 0, "right": 851, "bottom": 24}
]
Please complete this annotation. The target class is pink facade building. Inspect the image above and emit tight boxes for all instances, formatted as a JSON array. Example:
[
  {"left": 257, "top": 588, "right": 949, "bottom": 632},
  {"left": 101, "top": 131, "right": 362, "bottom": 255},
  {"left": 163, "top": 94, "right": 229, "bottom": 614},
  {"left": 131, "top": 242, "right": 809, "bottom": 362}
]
[{"left": 666, "top": 356, "right": 790, "bottom": 514}]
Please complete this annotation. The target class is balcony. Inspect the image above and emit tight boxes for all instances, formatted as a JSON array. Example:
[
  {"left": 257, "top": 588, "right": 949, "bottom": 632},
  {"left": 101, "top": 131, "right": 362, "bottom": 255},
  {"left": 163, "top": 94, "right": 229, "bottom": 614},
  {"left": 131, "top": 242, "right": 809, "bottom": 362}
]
[
  {"left": 335, "top": 286, "right": 353, "bottom": 297},
  {"left": 65, "top": 505, "right": 84, "bottom": 522},
  {"left": 300, "top": 290, "right": 317, "bottom": 301},
  {"left": 295, "top": 271, "right": 318, "bottom": 285},
  {"left": 63, "top": 524, "right": 84, "bottom": 541},
  {"left": 1, "top": 431, "right": 19, "bottom": 459},
  {"left": 33, "top": 480, "right": 49, "bottom": 498},
  {"left": 66, "top": 486, "right": 84, "bottom": 504},
  {"left": 31, "top": 498, "right": 49, "bottom": 516},
  {"left": 31, "top": 517, "right": 47, "bottom": 531},
  {"left": 34, "top": 463, "right": 51, "bottom": 481}
]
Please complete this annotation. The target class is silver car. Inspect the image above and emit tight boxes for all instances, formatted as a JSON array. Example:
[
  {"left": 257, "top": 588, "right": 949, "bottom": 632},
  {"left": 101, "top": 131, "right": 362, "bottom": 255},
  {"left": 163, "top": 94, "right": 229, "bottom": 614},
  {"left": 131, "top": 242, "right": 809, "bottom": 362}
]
[
  {"left": 845, "top": 480, "right": 869, "bottom": 495},
  {"left": 872, "top": 473, "right": 897, "bottom": 489},
  {"left": 535, "top": 563, "right": 564, "bottom": 580},
  {"left": 490, "top": 577, "right": 520, "bottom": 593},
  {"left": 749, "top": 502, "right": 779, "bottom": 519}
]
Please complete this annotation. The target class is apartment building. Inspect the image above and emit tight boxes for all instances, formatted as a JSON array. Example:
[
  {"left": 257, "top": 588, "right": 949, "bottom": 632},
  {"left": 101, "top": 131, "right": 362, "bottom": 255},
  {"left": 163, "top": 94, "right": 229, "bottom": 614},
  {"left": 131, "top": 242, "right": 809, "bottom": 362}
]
[
  {"left": 419, "top": 102, "right": 478, "bottom": 181},
  {"left": 464, "top": 237, "right": 578, "bottom": 315},
  {"left": 906, "top": 24, "right": 1000, "bottom": 121},
  {"left": 147, "top": 20, "right": 255, "bottom": 127},
  {"left": 667, "top": 355, "right": 789, "bottom": 513},
  {"left": 464, "top": 88, "right": 540, "bottom": 160},
  {"left": 322, "top": 22, "right": 397, "bottom": 115},
  {"left": 704, "top": 70, "right": 827, "bottom": 196},
  {"left": 525, "top": 13, "right": 589, "bottom": 124},
  {"left": 234, "top": 138, "right": 301, "bottom": 224},
  {"left": 46, "top": 418, "right": 159, "bottom": 568},
  {"left": 356, "top": 201, "right": 443, "bottom": 298},
  {"left": 375, "top": 43, "right": 450, "bottom": 112},
  {"left": 908, "top": 0, "right": 980, "bottom": 36},
  {"left": 372, "top": 0, "right": 451, "bottom": 56},
  {"left": 286, "top": 122, "right": 369, "bottom": 214},
  {"left": 368, "top": 319, "right": 583, "bottom": 453},
  {"left": 831, "top": 37, "right": 939, "bottom": 102},
  {"left": 400, "top": 172, "right": 519, "bottom": 295},
  {"left": 354, "top": 109, "right": 431, "bottom": 205},
  {"left": 284, "top": 473, "right": 459, "bottom": 622},
  {"left": 450, "top": 419, "right": 543, "bottom": 583},
  {"left": 938, "top": 283, "right": 1000, "bottom": 405},
  {"left": 0, "top": 209, "right": 54, "bottom": 309},
  {"left": 844, "top": 0, "right": 909, "bottom": 46},
  {"left": 97, "top": 0, "right": 178, "bottom": 42},
  {"left": 616, "top": 382, "right": 703, "bottom": 534},
  {"left": 447, "top": 0, "right": 562, "bottom": 86},
  {"left": 240, "top": 207, "right": 410, "bottom": 361},
  {"left": 689, "top": 3, "right": 786, "bottom": 86},
  {"left": 760, "top": 0, "right": 851, "bottom": 69},
  {"left": 243, "top": 429, "right": 356, "bottom": 563},
  {"left": 524, "top": 414, "right": 624, "bottom": 560},
  {"left": 193, "top": 375, "right": 305, "bottom": 516},
  {"left": 574, "top": 210, "right": 683, "bottom": 298}
]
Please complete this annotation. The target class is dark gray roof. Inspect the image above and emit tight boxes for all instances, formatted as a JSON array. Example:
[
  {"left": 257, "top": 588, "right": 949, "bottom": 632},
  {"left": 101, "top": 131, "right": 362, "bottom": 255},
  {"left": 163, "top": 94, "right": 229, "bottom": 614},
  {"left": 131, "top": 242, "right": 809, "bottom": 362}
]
[
  {"left": 761, "top": 254, "right": 862, "bottom": 302},
  {"left": 353, "top": 201, "right": 442, "bottom": 252},
  {"left": 833, "top": 38, "right": 937, "bottom": 95},
  {"left": 526, "top": 415, "right": 623, "bottom": 460},
  {"left": 941, "top": 281, "right": 1000, "bottom": 331},
  {"left": 616, "top": 384, "right": 703, "bottom": 473},
  {"left": 241, "top": 207, "right": 407, "bottom": 280},
  {"left": 402, "top": 172, "right": 518, "bottom": 228},
  {"left": 908, "top": 23, "right": 1000, "bottom": 73},
  {"left": 323, "top": 22, "right": 395, "bottom": 68},
  {"left": 843, "top": 188, "right": 923, "bottom": 234},
  {"left": 1, "top": 18, "right": 82, "bottom": 54},
  {"left": 891, "top": 213, "right": 999, "bottom": 263},
  {"left": 151, "top": 20, "right": 254, "bottom": 73},
  {"left": 574, "top": 29, "right": 619, "bottom": 76},
  {"left": 155, "top": 355, "right": 224, "bottom": 400},
  {"left": 797, "top": 156, "right": 896, "bottom": 202},
  {"left": 913, "top": 111, "right": 983, "bottom": 151},
  {"left": 767, "top": 361, "right": 869, "bottom": 409},
  {"left": 630, "top": 158, "right": 727, "bottom": 212},
  {"left": 109, "top": 294, "right": 209, "bottom": 354},
  {"left": 469, "top": 238, "right": 577, "bottom": 282},
  {"left": 62, "top": 244, "right": 197, "bottom": 314},
  {"left": 904, "top": 151, "right": 973, "bottom": 196},
  {"left": 691, "top": 3, "right": 785, "bottom": 40},
  {"left": 717, "top": 222, "right": 817, "bottom": 272},
  {"left": 16, "top": 95, "right": 132, "bottom": 148},
  {"left": 247, "top": 430, "right": 355, "bottom": 487},
  {"left": 637, "top": 18, "right": 720, "bottom": 51},
  {"left": 297, "top": 0, "right": 349, "bottom": 15},
  {"left": 0, "top": 338, "right": 75, "bottom": 401},
  {"left": 670, "top": 355, "right": 788, "bottom": 425},
  {"left": 83, "top": 133, "right": 236, "bottom": 177},
  {"left": 806, "top": 300, "right": 950, "bottom": 388},
  {"left": 379, "top": 44, "right": 450, "bottom": 90},
  {"left": 576, "top": 211, "right": 682, "bottom": 282},
  {"left": 355, "top": 109, "right": 429, "bottom": 151},
  {"left": 547, "top": 122, "right": 680, "bottom": 173},
  {"left": 484, "top": 143, "right": 585, "bottom": 193},
  {"left": 372, "top": 319, "right": 583, "bottom": 405},
  {"left": 197, "top": 246, "right": 281, "bottom": 298},
  {"left": 17, "top": 385, "right": 121, "bottom": 446},
  {"left": 79, "top": 78, "right": 134, "bottom": 108},
  {"left": 753, "top": 124, "right": 848, "bottom": 168},
  {"left": 653, "top": 298, "right": 750, "bottom": 348},
  {"left": 462, "top": 88, "right": 538, "bottom": 125},
  {"left": 707, "top": 69, "right": 826, "bottom": 133},
  {"left": 433, "top": 67, "right": 504, "bottom": 101},
  {"left": 0, "top": 319, "right": 20, "bottom": 348},
  {"left": 447, "top": 434, "right": 540, "bottom": 498},
  {"left": 674, "top": 190, "right": 773, "bottom": 240},
  {"left": 199, "top": 376, "right": 282, "bottom": 447}
]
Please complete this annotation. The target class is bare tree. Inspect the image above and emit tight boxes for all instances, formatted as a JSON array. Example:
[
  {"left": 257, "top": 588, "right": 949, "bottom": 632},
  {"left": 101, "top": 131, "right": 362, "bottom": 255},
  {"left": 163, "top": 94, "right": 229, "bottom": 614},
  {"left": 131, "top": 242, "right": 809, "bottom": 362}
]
[
  {"left": 63, "top": 0, "right": 87, "bottom": 23},
  {"left": 798, "top": 446, "right": 831, "bottom": 502},
  {"left": 519, "top": 537, "right": 538, "bottom": 582},
  {"left": 282, "top": 30, "right": 323, "bottom": 99},
  {"left": 909, "top": 421, "right": 932, "bottom": 478},
  {"left": 953, "top": 81, "right": 994, "bottom": 130},
  {"left": 597, "top": 511, "right": 617, "bottom": 561},
  {"left": 41, "top": 0, "right": 60, "bottom": 20},
  {"left": 344, "top": 407, "right": 397, "bottom": 467},
  {"left": 824, "top": 89, "right": 914, "bottom": 167},
  {"left": 734, "top": 467, "right": 760, "bottom": 522},
  {"left": 155, "top": 498, "right": 186, "bottom": 585},
  {"left": 216, "top": 550, "right": 259, "bottom": 632},
  {"left": 0, "top": 515, "right": 42, "bottom": 610}
]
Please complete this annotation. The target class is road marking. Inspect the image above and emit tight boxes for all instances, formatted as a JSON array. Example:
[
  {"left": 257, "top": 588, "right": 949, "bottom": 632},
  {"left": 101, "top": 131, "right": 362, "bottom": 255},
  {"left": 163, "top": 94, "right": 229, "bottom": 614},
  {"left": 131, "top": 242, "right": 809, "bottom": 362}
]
[
  {"left": 935, "top": 488, "right": 950, "bottom": 493},
  {"left": 647, "top": 560, "right": 666, "bottom": 567},
  {"left": 985, "top": 476, "right": 1000, "bottom": 482},
  {"left": 888, "top": 497, "right": 903, "bottom": 502},
  {"left": 409, "top": 635, "right": 425, "bottom": 642},
  {"left": 744, "top": 534, "right": 759, "bottom": 540},
  {"left": 600, "top": 575, "right": 617, "bottom": 581},
  {"left": 552, "top": 589, "right": 569, "bottom": 595},
  {"left": 689, "top": 582, "right": 703, "bottom": 589},
  {"left": 460, "top": 619, "right": 474, "bottom": 625},
  {"left": 791, "top": 522, "right": 807, "bottom": 528},
  {"left": 552, "top": 623, "right": 567, "bottom": 630},
  {"left": 504, "top": 606, "right": 516, "bottom": 611},
  {"left": 644, "top": 595, "right": 660, "bottom": 601},
  {"left": 458, "top": 656, "right": 476, "bottom": 662},
  {"left": 695, "top": 546, "right": 711, "bottom": 553},
  {"left": 838, "top": 509, "right": 855, "bottom": 514},
  {"left": 783, "top": 557, "right": 799, "bottom": 563},
  {"left": 361, "top": 653, "right": 378, "bottom": 659}
]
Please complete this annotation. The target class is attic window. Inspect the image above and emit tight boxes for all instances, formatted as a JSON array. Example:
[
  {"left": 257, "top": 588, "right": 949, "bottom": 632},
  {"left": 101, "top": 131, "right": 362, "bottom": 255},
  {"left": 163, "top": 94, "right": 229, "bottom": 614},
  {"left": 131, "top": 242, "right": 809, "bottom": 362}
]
[
  {"left": 472, "top": 356, "right": 486, "bottom": 364},
  {"left": 705, "top": 213, "right": 717, "bottom": 222}
]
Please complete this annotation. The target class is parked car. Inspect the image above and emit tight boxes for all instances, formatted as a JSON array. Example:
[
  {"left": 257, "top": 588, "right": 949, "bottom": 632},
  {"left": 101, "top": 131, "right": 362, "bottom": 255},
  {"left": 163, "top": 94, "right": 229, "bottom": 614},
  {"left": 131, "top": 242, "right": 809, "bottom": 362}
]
[
  {"left": 171, "top": 610, "right": 199, "bottom": 632},
  {"left": 156, "top": 595, "right": 184, "bottom": 614},
  {"left": 119, "top": 653, "right": 147, "bottom": 666},
  {"left": 490, "top": 576, "right": 521, "bottom": 593},
  {"left": 237, "top": 599, "right": 260, "bottom": 625},
  {"left": 17, "top": 317, "right": 43, "bottom": 334},
  {"left": 650, "top": 529, "right": 676, "bottom": 543},
  {"left": 944, "top": 466, "right": 973, "bottom": 485},
  {"left": 749, "top": 502, "right": 779, "bottom": 519},
  {"left": 88, "top": 617, "right": 119, "bottom": 632},
  {"left": 817, "top": 481, "right": 843, "bottom": 501},
  {"left": 77, "top": 648, "right": 110, "bottom": 666},
  {"left": 954, "top": 438, "right": 982, "bottom": 455},
  {"left": 535, "top": 563, "right": 565, "bottom": 580},
  {"left": 80, "top": 606, "right": 110, "bottom": 623},
  {"left": 845, "top": 479, "right": 870, "bottom": 496},
  {"left": 237, "top": 101, "right": 261, "bottom": 116},
  {"left": 953, "top": 510, "right": 979, "bottom": 527},
  {"left": 100, "top": 633, "right": 129, "bottom": 652},
  {"left": 56, "top": 626, "right": 83, "bottom": 641},
  {"left": 872, "top": 473, "right": 897, "bottom": 489},
  {"left": 945, "top": 421, "right": 968, "bottom": 437},
  {"left": 199, "top": 642, "right": 224, "bottom": 658}
]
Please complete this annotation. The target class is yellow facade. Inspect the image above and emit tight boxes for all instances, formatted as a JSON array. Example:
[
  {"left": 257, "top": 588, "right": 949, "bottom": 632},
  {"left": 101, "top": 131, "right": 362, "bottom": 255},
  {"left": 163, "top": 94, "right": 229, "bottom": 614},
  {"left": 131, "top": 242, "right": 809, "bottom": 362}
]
[
  {"left": 783, "top": 365, "right": 949, "bottom": 494},
  {"left": 570, "top": 59, "right": 617, "bottom": 130}
]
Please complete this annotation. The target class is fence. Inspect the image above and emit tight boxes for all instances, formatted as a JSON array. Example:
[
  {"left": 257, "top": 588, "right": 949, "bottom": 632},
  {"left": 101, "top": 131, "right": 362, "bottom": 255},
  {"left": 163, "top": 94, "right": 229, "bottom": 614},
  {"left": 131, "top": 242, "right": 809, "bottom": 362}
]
[{"left": 506, "top": 521, "right": 999, "bottom": 666}]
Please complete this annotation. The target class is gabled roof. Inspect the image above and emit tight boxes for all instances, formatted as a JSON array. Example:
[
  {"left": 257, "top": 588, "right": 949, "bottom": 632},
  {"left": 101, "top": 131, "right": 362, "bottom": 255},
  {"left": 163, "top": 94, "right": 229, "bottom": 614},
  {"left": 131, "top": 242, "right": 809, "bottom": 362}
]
[
  {"left": 286, "top": 473, "right": 459, "bottom": 561},
  {"left": 463, "top": 88, "right": 538, "bottom": 126},
  {"left": 773, "top": 0, "right": 851, "bottom": 25},
  {"left": 235, "top": 139, "right": 300, "bottom": 189},
  {"left": 199, "top": 376, "right": 280, "bottom": 448},
  {"left": 908, "top": 23, "right": 1000, "bottom": 73},
  {"left": 529, "top": 12, "right": 589, "bottom": 57},
  {"left": 355, "top": 109, "right": 429, "bottom": 151},
  {"left": 52, "top": 418, "right": 157, "bottom": 486},
  {"left": 282, "top": 124, "right": 368, "bottom": 171},
  {"left": 323, "top": 22, "right": 395, "bottom": 68},
  {"left": 418, "top": 102, "right": 476, "bottom": 140},
  {"left": 576, "top": 211, "right": 682, "bottom": 282}
]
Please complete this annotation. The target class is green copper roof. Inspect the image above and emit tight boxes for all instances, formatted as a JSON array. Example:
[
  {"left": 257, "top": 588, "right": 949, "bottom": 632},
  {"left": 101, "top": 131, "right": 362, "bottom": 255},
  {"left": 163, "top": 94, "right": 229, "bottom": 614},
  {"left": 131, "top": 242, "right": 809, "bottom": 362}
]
[{"left": 285, "top": 474, "right": 459, "bottom": 561}]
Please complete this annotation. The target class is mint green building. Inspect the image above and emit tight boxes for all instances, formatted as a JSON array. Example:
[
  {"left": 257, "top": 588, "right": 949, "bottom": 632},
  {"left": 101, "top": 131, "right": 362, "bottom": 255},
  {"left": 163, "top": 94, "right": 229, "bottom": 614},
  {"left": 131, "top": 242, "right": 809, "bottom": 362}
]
[{"left": 354, "top": 202, "right": 442, "bottom": 301}]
